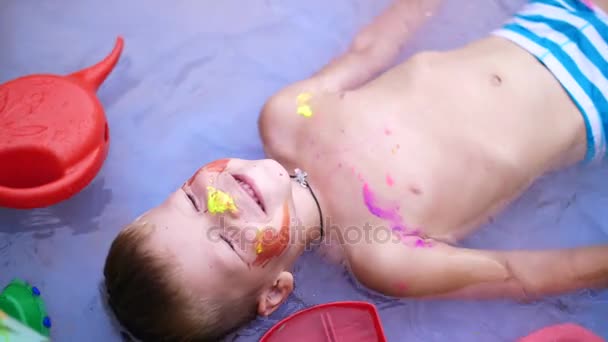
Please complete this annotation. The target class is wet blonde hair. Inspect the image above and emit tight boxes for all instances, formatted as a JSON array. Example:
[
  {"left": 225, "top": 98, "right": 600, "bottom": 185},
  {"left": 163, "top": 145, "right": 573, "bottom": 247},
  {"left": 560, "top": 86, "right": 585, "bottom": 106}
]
[{"left": 103, "top": 221, "right": 258, "bottom": 341}]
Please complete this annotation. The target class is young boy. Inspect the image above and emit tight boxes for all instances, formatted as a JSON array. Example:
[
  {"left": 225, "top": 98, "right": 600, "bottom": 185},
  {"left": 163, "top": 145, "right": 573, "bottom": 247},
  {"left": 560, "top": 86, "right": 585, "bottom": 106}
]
[{"left": 104, "top": 0, "right": 608, "bottom": 340}]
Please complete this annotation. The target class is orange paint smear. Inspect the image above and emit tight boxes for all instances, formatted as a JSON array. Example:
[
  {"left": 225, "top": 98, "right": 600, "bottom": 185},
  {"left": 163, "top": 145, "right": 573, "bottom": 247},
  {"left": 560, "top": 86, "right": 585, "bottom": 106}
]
[
  {"left": 253, "top": 202, "right": 291, "bottom": 267},
  {"left": 187, "top": 158, "right": 230, "bottom": 185},
  {"left": 205, "top": 158, "right": 230, "bottom": 172}
]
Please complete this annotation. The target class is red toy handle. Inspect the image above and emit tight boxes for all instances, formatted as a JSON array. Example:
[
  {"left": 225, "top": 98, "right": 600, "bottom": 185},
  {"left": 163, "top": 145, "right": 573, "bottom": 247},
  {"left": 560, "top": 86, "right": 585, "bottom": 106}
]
[
  {"left": 69, "top": 37, "right": 124, "bottom": 91},
  {"left": 0, "top": 37, "right": 124, "bottom": 209}
]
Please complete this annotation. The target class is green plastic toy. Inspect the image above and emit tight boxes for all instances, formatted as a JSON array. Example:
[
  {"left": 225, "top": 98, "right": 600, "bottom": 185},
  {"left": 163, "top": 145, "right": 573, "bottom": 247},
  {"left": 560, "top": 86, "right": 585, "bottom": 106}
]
[
  {"left": 1, "top": 310, "right": 49, "bottom": 342},
  {"left": 0, "top": 279, "right": 51, "bottom": 338}
]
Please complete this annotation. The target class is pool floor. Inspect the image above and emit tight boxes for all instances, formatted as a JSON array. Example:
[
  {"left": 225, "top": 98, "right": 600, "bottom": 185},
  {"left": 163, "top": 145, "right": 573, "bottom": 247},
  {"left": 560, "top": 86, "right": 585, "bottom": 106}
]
[{"left": 1, "top": 0, "right": 607, "bottom": 340}]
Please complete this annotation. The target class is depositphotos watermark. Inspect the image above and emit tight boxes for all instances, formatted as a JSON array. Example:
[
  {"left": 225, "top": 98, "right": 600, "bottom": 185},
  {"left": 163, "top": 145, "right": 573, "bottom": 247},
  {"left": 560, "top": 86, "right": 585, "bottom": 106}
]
[{"left": 205, "top": 216, "right": 424, "bottom": 251}]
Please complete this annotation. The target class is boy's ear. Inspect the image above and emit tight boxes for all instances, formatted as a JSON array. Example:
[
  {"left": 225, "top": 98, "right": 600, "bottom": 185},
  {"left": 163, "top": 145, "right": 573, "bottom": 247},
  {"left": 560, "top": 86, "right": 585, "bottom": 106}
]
[{"left": 256, "top": 271, "right": 294, "bottom": 317}]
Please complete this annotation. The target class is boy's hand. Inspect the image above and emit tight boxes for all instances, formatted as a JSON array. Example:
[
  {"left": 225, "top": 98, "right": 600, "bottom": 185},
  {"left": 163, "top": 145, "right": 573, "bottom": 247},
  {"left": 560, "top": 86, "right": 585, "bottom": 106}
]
[{"left": 315, "top": 0, "right": 443, "bottom": 91}]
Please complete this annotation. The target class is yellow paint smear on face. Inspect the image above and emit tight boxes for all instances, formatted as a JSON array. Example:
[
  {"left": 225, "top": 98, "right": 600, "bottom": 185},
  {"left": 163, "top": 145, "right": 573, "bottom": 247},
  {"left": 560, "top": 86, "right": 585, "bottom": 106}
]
[
  {"left": 296, "top": 92, "right": 313, "bottom": 118},
  {"left": 255, "top": 228, "right": 264, "bottom": 254},
  {"left": 206, "top": 186, "right": 238, "bottom": 214}
]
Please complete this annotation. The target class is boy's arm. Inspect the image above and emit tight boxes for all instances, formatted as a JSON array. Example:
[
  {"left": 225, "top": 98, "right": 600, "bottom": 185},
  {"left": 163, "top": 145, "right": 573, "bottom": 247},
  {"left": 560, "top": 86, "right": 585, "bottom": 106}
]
[
  {"left": 313, "top": 0, "right": 442, "bottom": 91},
  {"left": 349, "top": 238, "right": 608, "bottom": 300},
  {"left": 259, "top": 0, "right": 441, "bottom": 144}
]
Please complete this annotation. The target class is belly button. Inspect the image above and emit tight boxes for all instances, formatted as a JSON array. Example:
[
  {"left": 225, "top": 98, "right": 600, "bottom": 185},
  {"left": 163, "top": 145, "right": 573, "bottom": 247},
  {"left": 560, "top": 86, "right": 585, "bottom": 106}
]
[{"left": 491, "top": 74, "right": 503, "bottom": 86}]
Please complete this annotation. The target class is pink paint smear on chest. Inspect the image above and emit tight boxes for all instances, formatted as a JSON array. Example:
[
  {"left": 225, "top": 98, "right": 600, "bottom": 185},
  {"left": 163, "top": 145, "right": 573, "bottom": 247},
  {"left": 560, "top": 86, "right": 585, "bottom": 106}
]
[
  {"left": 362, "top": 183, "right": 426, "bottom": 244},
  {"left": 386, "top": 174, "right": 394, "bottom": 187}
]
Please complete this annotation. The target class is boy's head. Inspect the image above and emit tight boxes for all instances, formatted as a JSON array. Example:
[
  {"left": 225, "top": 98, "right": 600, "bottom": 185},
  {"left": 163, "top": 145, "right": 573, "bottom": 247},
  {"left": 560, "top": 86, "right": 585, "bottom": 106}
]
[{"left": 104, "top": 158, "right": 313, "bottom": 341}]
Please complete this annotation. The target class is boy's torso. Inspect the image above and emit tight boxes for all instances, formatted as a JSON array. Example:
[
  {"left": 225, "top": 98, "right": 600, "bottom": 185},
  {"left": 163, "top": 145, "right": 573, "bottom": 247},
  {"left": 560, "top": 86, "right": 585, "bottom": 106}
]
[{"left": 264, "top": 35, "right": 585, "bottom": 248}]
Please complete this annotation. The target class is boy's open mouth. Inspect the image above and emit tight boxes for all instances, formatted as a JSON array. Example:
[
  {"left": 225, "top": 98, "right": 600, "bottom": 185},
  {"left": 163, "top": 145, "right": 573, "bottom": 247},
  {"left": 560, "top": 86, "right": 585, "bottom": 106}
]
[{"left": 233, "top": 174, "right": 265, "bottom": 213}]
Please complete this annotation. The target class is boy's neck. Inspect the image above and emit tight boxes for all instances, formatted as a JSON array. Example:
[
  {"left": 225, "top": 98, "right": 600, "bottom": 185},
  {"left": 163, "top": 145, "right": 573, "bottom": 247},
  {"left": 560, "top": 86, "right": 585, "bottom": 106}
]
[{"left": 290, "top": 177, "right": 323, "bottom": 247}]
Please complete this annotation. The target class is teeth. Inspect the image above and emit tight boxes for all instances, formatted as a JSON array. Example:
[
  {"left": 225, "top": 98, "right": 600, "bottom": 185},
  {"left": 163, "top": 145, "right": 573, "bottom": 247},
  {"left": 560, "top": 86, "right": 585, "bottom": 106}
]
[{"left": 237, "top": 179, "right": 262, "bottom": 208}]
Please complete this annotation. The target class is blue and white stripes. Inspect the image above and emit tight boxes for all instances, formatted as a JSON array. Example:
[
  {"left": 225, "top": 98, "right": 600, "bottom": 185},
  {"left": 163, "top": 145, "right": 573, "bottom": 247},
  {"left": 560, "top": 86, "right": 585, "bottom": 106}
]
[{"left": 493, "top": 0, "right": 608, "bottom": 163}]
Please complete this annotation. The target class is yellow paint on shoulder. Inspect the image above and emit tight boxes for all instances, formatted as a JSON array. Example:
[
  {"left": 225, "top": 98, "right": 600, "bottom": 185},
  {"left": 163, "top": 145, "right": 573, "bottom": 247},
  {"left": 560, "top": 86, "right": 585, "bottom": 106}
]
[
  {"left": 296, "top": 92, "right": 313, "bottom": 118},
  {"left": 297, "top": 93, "right": 312, "bottom": 104},
  {"left": 297, "top": 105, "right": 313, "bottom": 117}
]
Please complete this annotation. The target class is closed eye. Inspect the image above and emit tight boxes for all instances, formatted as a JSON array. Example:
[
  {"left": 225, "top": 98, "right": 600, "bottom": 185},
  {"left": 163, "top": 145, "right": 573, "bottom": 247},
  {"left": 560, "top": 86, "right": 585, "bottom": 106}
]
[
  {"left": 184, "top": 191, "right": 200, "bottom": 211},
  {"left": 221, "top": 235, "right": 236, "bottom": 250},
  {"left": 220, "top": 235, "right": 249, "bottom": 266}
]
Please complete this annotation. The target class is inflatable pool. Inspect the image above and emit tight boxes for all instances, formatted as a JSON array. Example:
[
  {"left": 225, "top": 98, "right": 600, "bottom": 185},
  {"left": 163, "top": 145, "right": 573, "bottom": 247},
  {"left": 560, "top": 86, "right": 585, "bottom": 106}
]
[{"left": 1, "top": 0, "right": 606, "bottom": 340}]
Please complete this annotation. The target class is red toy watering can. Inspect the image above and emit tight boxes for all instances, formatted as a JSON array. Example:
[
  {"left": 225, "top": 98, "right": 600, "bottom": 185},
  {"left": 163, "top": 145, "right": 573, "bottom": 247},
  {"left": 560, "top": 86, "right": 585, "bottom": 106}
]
[{"left": 0, "top": 37, "right": 123, "bottom": 209}]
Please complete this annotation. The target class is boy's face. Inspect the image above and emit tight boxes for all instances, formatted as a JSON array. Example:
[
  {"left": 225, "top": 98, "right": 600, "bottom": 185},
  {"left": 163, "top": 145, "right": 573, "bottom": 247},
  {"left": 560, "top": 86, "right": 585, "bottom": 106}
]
[{"left": 138, "top": 158, "right": 300, "bottom": 304}]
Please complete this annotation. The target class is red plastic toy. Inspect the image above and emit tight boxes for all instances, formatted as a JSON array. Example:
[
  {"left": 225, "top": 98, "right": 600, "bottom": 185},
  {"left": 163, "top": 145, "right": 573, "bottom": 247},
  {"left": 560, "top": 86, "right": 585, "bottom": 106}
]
[
  {"left": 0, "top": 37, "right": 123, "bottom": 209},
  {"left": 259, "top": 301, "right": 388, "bottom": 342},
  {"left": 518, "top": 323, "right": 605, "bottom": 342}
]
